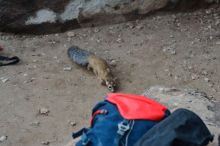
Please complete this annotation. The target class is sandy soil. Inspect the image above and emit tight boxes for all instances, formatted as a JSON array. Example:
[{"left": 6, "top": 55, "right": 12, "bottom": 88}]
[{"left": 0, "top": 7, "right": 220, "bottom": 146}]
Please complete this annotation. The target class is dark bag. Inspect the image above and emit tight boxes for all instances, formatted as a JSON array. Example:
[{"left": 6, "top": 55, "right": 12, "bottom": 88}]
[
  {"left": 135, "top": 108, "right": 214, "bottom": 146},
  {"left": 72, "top": 93, "right": 170, "bottom": 146}
]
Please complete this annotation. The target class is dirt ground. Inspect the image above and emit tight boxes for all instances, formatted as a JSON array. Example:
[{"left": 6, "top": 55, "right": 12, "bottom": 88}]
[{"left": 0, "top": 6, "right": 220, "bottom": 146}]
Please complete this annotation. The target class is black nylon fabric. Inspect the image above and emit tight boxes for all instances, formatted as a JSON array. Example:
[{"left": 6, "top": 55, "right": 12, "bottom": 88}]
[
  {"left": 135, "top": 108, "right": 213, "bottom": 146},
  {"left": 218, "top": 135, "right": 220, "bottom": 146},
  {"left": 0, "top": 55, "right": 20, "bottom": 66}
]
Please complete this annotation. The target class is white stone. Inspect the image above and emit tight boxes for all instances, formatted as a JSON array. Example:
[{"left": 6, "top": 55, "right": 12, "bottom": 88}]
[
  {"left": 67, "top": 32, "right": 76, "bottom": 37},
  {"left": 70, "top": 121, "right": 77, "bottom": 127},
  {"left": 0, "top": 135, "right": 7, "bottom": 142},
  {"left": 41, "top": 141, "right": 50, "bottom": 145},
  {"left": 39, "top": 107, "right": 49, "bottom": 115},
  {"left": 0, "top": 77, "right": 9, "bottom": 83},
  {"left": 204, "top": 77, "right": 210, "bottom": 82},
  {"left": 60, "top": 0, "right": 82, "bottom": 22},
  {"left": 110, "top": 60, "right": 117, "bottom": 67},
  {"left": 216, "top": 41, "right": 220, "bottom": 45},
  {"left": 63, "top": 66, "right": 72, "bottom": 71},
  {"left": 26, "top": 9, "right": 57, "bottom": 25}
]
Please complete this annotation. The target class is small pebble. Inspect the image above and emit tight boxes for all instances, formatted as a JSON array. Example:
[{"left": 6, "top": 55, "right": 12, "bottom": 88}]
[
  {"left": 173, "top": 103, "right": 179, "bottom": 107},
  {"left": 41, "top": 53, "right": 46, "bottom": 56},
  {"left": 177, "top": 23, "right": 181, "bottom": 27},
  {"left": 0, "top": 135, "right": 7, "bottom": 142},
  {"left": 205, "top": 9, "right": 211, "bottom": 14},
  {"left": 67, "top": 32, "right": 76, "bottom": 37},
  {"left": 94, "top": 28, "right": 100, "bottom": 33},
  {"left": 109, "top": 26, "right": 114, "bottom": 30},
  {"left": 67, "top": 38, "right": 71, "bottom": 42},
  {"left": 191, "top": 74, "right": 198, "bottom": 80},
  {"left": 170, "top": 50, "right": 176, "bottom": 55},
  {"left": 168, "top": 72, "right": 173, "bottom": 77},
  {"left": 136, "top": 25, "right": 144, "bottom": 30},
  {"left": 30, "top": 121, "right": 40, "bottom": 127},
  {"left": 63, "top": 66, "right": 72, "bottom": 71},
  {"left": 110, "top": 60, "right": 117, "bottom": 67},
  {"left": 215, "top": 20, "right": 220, "bottom": 26},
  {"left": 208, "top": 95, "right": 214, "bottom": 99},
  {"left": 41, "top": 141, "right": 50, "bottom": 145},
  {"left": 39, "top": 108, "right": 49, "bottom": 115},
  {"left": 116, "top": 38, "right": 122, "bottom": 43},
  {"left": 126, "top": 23, "right": 135, "bottom": 29},
  {"left": 70, "top": 121, "right": 77, "bottom": 127},
  {"left": 204, "top": 77, "right": 210, "bottom": 83},
  {"left": 188, "top": 66, "right": 193, "bottom": 70},
  {"left": 0, "top": 77, "right": 9, "bottom": 83},
  {"left": 208, "top": 83, "right": 214, "bottom": 87},
  {"left": 174, "top": 75, "right": 179, "bottom": 80},
  {"left": 216, "top": 41, "right": 220, "bottom": 45},
  {"left": 96, "top": 39, "right": 101, "bottom": 43},
  {"left": 201, "top": 70, "right": 208, "bottom": 76},
  {"left": 164, "top": 69, "right": 169, "bottom": 72}
]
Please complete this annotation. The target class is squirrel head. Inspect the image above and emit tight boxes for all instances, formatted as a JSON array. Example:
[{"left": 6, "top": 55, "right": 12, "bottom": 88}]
[{"left": 106, "top": 78, "right": 117, "bottom": 92}]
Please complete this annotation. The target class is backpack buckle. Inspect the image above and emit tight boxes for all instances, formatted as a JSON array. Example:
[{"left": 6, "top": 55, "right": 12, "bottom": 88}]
[
  {"left": 81, "top": 133, "right": 90, "bottom": 145},
  {"left": 117, "top": 120, "right": 130, "bottom": 136}
]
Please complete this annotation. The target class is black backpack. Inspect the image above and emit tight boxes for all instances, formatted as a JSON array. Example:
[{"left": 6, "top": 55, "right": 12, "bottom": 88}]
[
  {"left": 135, "top": 108, "right": 214, "bottom": 146},
  {"left": 73, "top": 93, "right": 170, "bottom": 146}
]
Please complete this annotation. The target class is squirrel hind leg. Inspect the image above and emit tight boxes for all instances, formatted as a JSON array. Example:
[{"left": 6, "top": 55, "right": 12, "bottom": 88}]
[{"left": 93, "top": 69, "right": 99, "bottom": 77}]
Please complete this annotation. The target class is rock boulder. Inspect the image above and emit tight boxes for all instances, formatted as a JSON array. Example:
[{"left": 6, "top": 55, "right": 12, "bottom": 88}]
[{"left": 0, "top": 0, "right": 218, "bottom": 34}]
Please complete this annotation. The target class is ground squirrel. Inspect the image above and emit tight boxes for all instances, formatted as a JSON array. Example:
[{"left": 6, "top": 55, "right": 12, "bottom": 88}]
[{"left": 67, "top": 46, "right": 117, "bottom": 92}]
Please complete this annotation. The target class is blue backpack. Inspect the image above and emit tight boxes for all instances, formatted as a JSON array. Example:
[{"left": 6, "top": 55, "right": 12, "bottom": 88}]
[{"left": 72, "top": 93, "right": 170, "bottom": 146}]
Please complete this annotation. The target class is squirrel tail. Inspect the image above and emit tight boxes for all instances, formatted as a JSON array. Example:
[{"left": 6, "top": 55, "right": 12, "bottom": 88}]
[{"left": 67, "top": 46, "right": 91, "bottom": 66}]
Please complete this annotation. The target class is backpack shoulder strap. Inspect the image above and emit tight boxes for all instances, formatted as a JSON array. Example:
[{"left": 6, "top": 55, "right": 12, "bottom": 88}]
[
  {"left": 72, "top": 128, "right": 88, "bottom": 139},
  {"left": 114, "top": 119, "right": 133, "bottom": 146}
]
